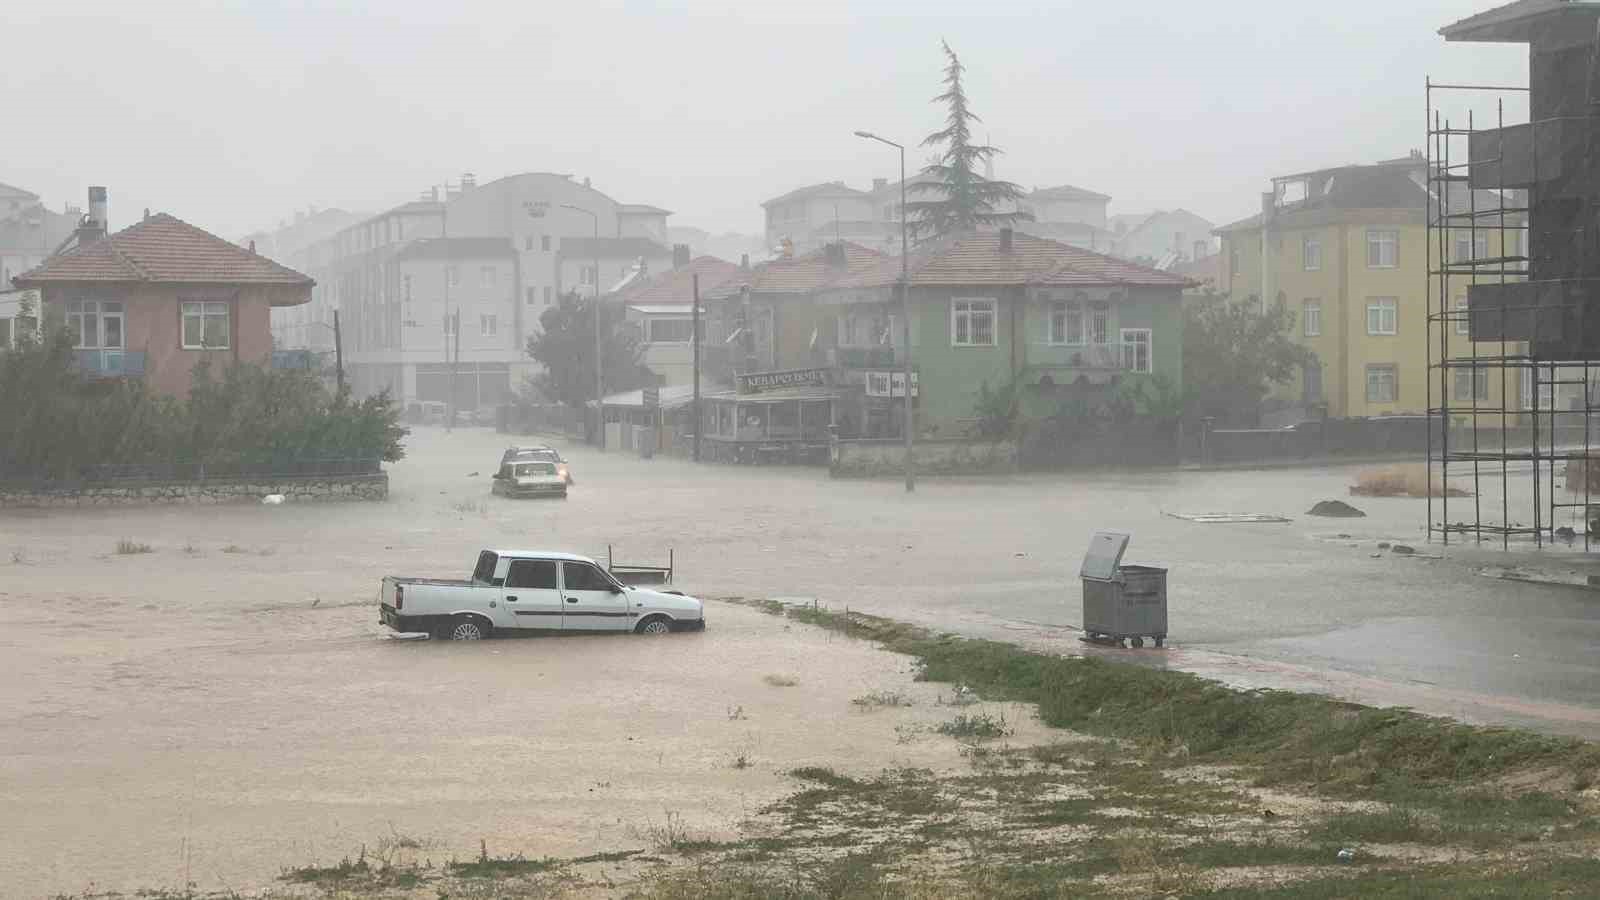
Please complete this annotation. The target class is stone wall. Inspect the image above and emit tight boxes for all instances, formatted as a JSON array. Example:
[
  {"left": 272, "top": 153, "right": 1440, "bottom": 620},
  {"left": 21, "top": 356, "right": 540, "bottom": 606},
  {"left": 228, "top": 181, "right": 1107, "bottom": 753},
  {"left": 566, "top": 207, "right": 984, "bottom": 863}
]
[
  {"left": 830, "top": 438, "right": 1018, "bottom": 478},
  {"left": 0, "top": 473, "right": 388, "bottom": 508}
]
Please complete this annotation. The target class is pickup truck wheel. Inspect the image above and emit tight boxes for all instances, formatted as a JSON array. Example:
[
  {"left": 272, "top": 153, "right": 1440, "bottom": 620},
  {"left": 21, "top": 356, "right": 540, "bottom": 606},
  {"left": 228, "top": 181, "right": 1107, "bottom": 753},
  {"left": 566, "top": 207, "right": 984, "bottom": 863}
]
[
  {"left": 445, "top": 616, "right": 490, "bottom": 641},
  {"left": 635, "top": 616, "right": 671, "bottom": 635}
]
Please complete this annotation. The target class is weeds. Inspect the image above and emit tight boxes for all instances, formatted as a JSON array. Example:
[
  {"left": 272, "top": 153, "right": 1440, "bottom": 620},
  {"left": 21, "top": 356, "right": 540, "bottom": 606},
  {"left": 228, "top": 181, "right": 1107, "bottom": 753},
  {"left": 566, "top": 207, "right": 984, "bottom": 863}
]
[
  {"left": 9, "top": 549, "right": 25, "bottom": 564},
  {"left": 851, "top": 690, "right": 913, "bottom": 710},
  {"left": 731, "top": 753, "right": 752, "bottom": 770},
  {"left": 726, "top": 705, "right": 747, "bottom": 721},
  {"left": 763, "top": 674, "right": 799, "bottom": 687},
  {"left": 937, "top": 712, "right": 1011, "bottom": 740},
  {"left": 451, "top": 499, "right": 488, "bottom": 515},
  {"left": 182, "top": 542, "right": 200, "bottom": 556},
  {"left": 447, "top": 838, "right": 560, "bottom": 878},
  {"left": 221, "top": 544, "right": 247, "bottom": 554},
  {"left": 115, "top": 539, "right": 153, "bottom": 555}
]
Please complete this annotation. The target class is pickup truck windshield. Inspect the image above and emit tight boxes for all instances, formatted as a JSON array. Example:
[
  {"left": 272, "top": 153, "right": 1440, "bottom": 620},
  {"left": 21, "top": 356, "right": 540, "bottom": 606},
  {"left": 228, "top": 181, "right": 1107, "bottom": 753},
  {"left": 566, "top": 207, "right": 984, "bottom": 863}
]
[{"left": 472, "top": 551, "right": 499, "bottom": 584}]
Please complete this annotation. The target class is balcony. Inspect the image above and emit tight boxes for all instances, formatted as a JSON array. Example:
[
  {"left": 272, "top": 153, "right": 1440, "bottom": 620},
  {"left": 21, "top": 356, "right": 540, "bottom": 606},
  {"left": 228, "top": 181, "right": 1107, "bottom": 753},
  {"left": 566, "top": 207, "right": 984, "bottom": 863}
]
[
  {"left": 73, "top": 349, "right": 145, "bottom": 378},
  {"left": 1054, "top": 344, "right": 1124, "bottom": 370}
]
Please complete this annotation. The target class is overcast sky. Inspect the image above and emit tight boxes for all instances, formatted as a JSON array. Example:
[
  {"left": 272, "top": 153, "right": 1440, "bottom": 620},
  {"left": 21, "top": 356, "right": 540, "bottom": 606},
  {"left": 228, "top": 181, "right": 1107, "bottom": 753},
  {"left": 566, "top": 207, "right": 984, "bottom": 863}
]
[{"left": 5, "top": 0, "right": 1529, "bottom": 242}]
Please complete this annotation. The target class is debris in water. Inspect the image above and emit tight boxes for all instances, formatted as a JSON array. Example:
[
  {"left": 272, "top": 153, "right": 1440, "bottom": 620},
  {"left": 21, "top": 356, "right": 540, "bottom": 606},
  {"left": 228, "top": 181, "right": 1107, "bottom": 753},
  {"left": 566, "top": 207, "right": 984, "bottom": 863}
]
[
  {"left": 1167, "top": 512, "right": 1291, "bottom": 524},
  {"left": 262, "top": 494, "right": 285, "bottom": 505},
  {"left": 1378, "top": 542, "right": 1392, "bottom": 550},
  {"left": 468, "top": 471, "right": 480, "bottom": 477},
  {"left": 1337, "top": 848, "right": 1355, "bottom": 862},
  {"left": 1351, "top": 464, "right": 1471, "bottom": 498},
  {"left": 1307, "top": 500, "right": 1366, "bottom": 518},
  {"left": 1391, "top": 544, "right": 1416, "bottom": 555}
]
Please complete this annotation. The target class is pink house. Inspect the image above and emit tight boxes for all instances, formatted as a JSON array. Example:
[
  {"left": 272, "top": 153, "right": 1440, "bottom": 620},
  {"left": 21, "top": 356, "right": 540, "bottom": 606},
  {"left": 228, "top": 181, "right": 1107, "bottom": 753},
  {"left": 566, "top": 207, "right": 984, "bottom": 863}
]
[{"left": 14, "top": 204, "right": 313, "bottom": 396}]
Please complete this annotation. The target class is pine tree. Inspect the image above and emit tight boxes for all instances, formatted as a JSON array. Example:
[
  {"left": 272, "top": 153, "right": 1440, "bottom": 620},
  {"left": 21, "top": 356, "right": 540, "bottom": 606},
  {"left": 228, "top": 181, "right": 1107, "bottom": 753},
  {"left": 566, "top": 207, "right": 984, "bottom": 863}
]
[{"left": 904, "top": 41, "right": 1033, "bottom": 241}]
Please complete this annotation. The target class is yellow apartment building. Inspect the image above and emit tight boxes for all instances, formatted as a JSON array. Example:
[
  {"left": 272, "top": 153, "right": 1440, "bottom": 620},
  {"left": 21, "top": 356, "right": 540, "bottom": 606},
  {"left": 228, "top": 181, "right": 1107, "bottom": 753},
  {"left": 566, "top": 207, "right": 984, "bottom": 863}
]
[{"left": 1216, "top": 154, "right": 1527, "bottom": 420}]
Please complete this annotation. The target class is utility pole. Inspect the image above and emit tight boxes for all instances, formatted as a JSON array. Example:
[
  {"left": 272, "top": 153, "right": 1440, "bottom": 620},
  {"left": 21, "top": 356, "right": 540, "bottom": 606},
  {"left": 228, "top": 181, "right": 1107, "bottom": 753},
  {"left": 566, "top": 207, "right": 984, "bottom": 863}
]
[
  {"left": 332, "top": 309, "right": 345, "bottom": 394},
  {"left": 562, "top": 204, "right": 604, "bottom": 450},
  {"left": 855, "top": 130, "right": 916, "bottom": 492},
  {"left": 693, "top": 273, "right": 702, "bottom": 462}
]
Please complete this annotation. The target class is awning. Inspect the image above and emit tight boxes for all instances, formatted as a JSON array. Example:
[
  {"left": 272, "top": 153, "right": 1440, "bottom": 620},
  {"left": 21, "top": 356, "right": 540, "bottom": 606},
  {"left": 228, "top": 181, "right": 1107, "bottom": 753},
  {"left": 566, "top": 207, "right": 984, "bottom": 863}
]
[{"left": 626, "top": 304, "right": 707, "bottom": 316}]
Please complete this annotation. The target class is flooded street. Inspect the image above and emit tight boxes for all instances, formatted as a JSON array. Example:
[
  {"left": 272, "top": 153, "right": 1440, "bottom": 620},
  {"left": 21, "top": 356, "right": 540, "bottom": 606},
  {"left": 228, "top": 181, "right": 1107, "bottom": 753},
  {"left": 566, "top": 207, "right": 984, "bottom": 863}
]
[{"left": 4, "top": 426, "right": 1599, "bottom": 896}]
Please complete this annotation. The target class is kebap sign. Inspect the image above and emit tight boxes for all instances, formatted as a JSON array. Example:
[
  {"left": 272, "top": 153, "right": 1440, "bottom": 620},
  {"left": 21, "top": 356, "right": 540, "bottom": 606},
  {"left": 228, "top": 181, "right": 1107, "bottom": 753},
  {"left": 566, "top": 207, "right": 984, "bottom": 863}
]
[{"left": 736, "top": 368, "right": 829, "bottom": 394}]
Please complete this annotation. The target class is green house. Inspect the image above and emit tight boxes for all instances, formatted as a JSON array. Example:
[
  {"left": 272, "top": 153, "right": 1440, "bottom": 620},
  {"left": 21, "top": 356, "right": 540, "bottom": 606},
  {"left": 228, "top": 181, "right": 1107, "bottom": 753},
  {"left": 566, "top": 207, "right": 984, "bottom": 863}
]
[{"left": 815, "top": 229, "right": 1190, "bottom": 438}]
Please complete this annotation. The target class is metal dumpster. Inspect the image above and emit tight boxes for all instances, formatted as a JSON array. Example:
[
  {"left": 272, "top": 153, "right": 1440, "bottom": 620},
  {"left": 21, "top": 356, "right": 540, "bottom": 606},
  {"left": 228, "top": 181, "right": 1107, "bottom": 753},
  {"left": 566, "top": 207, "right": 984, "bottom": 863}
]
[{"left": 1079, "top": 531, "right": 1168, "bottom": 648}]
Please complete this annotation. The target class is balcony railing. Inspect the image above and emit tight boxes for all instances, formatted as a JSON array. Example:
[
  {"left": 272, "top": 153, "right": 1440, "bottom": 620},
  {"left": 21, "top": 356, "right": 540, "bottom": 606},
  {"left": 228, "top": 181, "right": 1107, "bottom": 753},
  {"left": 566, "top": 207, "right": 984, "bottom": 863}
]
[
  {"left": 73, "top": 349, "right": 145, "bottom": 378},
  {"left": 1054, "top": 343, "right": 1124, "bottom": 370}
]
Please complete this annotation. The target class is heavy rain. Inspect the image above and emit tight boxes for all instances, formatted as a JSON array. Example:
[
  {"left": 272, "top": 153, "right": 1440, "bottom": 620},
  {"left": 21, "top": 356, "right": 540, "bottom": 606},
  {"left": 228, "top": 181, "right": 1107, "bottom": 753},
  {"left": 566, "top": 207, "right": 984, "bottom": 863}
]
[{"left": 4, "top": 2, "right": 1600, "bottom": 897}]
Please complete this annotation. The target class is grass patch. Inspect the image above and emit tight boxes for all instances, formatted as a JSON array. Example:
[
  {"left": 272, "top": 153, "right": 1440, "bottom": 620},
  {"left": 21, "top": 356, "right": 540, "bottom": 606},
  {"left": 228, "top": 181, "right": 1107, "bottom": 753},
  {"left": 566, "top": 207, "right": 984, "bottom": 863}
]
[
  {"left": 115, "top": 539, "right": 153, "bottom": 555},
  {"left": 851, "top": 690, "right": 914, "bottom": 710},
  {"left": 447, "top": 840, "right": 560, "bottom": 878},
  {"left": 936, "top": 712, "right": 1012, "bottom": 740},
  {"left": 1187, "top": 856, "right": 1600, "bottom": 898},
  {"left": 763, "top": 673, "right": 799, "bottom": 687}
]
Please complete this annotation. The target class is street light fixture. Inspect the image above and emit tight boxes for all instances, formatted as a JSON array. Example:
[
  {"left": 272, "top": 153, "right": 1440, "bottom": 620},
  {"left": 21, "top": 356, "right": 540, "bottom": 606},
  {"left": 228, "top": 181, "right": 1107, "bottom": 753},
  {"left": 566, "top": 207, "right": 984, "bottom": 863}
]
[
  {"left": 560, "top": 203, "right": 605, "bottom": 451},
  {"left": 854, "top": 130, "right": 914, "bottom": 493}
]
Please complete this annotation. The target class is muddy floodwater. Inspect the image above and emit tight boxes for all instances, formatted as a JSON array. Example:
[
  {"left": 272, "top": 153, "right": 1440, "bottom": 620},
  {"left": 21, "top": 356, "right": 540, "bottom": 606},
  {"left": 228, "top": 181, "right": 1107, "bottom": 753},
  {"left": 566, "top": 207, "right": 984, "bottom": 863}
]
[{"left": 3, "top": 426, "right": 1598, "bottom": 896}]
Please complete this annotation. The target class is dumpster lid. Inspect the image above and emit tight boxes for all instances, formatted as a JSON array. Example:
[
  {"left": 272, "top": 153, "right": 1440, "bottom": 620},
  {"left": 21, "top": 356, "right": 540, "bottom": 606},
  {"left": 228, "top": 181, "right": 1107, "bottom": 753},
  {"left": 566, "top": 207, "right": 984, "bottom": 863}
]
[{"left": 1080, "top": 531, "right": 1131, "bottom": 581}]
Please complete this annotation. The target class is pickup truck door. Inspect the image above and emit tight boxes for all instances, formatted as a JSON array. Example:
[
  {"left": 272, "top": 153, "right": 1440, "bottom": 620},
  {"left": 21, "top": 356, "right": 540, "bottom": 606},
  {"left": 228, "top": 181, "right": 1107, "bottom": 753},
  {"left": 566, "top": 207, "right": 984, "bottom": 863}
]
[
  {"left": 559, "top": 561, "right": 631, "bottom": 631},
  {"left": 502, "top": 559, "right": 565, "bottom": 630}
]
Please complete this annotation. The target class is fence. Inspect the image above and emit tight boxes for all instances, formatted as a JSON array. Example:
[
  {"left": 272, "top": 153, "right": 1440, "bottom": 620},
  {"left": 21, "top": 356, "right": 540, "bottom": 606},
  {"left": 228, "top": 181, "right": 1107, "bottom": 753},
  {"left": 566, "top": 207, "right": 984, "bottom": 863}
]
[{"left": 0, "top": 456, "right": 382, "bottom": 487}]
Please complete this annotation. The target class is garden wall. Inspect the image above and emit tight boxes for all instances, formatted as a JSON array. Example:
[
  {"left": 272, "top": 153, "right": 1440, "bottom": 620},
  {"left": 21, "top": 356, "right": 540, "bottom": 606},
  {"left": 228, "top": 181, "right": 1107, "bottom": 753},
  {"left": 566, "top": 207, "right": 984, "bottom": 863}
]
[
  {"left": 830, "top": 438, "right": 1018, "bottom": 478},
  {"left": 0, "top": 473, "right": 389, "bottom": 508}
]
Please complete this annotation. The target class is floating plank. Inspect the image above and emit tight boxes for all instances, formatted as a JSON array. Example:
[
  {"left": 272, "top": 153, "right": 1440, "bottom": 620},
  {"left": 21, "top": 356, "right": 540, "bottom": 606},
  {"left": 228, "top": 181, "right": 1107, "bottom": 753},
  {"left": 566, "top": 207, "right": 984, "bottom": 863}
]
[{"left": 1166, "top": 512, "right": 1292, "bottom": 524}]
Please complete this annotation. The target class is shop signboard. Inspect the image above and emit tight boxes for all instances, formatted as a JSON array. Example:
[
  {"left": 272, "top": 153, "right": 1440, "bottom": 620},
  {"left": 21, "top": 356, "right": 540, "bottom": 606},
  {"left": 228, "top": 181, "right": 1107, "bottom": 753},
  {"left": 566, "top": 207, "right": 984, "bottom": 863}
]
[
  {"left": 865, "top": 370, "right": 920, "bottom": 398},
  {"left": 737, "top": 367, "right": 829, "bottom": 394}
]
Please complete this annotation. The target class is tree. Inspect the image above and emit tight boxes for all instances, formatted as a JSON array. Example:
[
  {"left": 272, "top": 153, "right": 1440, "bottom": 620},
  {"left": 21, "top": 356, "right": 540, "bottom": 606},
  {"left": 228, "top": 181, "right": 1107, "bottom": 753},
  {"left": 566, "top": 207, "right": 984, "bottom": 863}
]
[
  {"left": 1181, "top": 292, "right": 1316, "bottom": 424},
  {"left": 524, "top": 292, "right": 653, "bottom": 411},
  {"left": 904, "top": 41, "right": 1034, "bottom": 241}
]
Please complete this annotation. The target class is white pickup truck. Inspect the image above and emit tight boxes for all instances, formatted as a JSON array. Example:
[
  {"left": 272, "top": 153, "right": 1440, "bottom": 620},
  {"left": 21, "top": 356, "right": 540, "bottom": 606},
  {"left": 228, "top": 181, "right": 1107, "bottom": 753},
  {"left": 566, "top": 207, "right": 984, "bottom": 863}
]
[{"left": 379, "top": 549, "right": 705, "bottom": 640}]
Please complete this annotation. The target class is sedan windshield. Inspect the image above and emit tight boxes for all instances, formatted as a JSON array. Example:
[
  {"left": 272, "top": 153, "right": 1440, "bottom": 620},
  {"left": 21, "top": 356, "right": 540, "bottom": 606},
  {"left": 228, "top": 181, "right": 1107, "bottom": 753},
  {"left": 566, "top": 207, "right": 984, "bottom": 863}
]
[{"left": 514, "top": 463, "right": 556, "bottom": 477}]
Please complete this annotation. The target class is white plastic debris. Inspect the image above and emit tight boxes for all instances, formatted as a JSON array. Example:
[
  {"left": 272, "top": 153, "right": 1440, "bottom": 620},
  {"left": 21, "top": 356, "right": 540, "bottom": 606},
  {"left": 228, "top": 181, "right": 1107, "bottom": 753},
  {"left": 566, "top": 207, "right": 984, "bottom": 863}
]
[
  {"left": 262, "top": 494, "right": 285, "bottom": 505},
  {"left": 1337, "top": 848, "right": 1355, "bottom": 862}
]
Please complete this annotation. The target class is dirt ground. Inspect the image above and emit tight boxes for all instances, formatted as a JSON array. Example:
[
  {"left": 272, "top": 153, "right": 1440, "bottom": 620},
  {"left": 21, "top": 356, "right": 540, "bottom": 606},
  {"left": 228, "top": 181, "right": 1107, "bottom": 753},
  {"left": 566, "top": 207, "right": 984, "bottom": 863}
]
[{"left": 4, "top": 424, "right": 1599, "bottom": 897}]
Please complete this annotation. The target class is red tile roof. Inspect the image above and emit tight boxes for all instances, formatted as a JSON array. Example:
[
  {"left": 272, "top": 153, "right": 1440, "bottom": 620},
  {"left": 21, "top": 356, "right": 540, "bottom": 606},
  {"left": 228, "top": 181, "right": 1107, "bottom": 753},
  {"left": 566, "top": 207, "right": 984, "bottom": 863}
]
[
  {"left": 616, "top": 256, "right": 743, "bottom": 306},
  {"left": 834, "top": 231, "right": 1192, "bottom": 290},
  {"left": 13, "top": 213, "right": 314, "bottom": 287},
  {"left": 704, "top": 242, "right": 884, "bottom": 299}
]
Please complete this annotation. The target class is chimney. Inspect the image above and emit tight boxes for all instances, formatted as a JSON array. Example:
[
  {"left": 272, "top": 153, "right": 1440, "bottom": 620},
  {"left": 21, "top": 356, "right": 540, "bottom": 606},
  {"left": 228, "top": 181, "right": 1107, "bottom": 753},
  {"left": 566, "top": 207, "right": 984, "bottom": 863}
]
[
  {"left": 1260, "top": 191, "right": 1276, "bottom": 222},
  {"left": 249, "top": 239, "right": 257, "bottom": 254},
  {"left": 873, "top": 177, "right": 888, "bottom": 191},
  {"left": 461, "top": 172, "right": 476, "bottom": 190},
  {"left": 999, "top": 227, "right": 1013, "bottom": 252},
  {"left": 740, "top": 253, "right": 750, "bottom": 270},
  {"left": 672, "top": 243, "right": 691, "bottom": 268},
  {"left": 825, "top": 241, "right": 846, "bottom": 269},
  {"left": 77, "top": 186, "right": 108, "bottom": 244}
]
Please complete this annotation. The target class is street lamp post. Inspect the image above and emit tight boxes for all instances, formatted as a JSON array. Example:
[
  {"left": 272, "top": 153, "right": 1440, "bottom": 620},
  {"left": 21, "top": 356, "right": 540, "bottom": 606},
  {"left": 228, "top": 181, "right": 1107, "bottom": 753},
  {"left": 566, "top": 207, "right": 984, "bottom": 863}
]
[
  {"left": 561, "top": 204, "right": 604, "bottom": 450},
  {"left": 854, "top": 130, "right": 914, "bottom": 493}
]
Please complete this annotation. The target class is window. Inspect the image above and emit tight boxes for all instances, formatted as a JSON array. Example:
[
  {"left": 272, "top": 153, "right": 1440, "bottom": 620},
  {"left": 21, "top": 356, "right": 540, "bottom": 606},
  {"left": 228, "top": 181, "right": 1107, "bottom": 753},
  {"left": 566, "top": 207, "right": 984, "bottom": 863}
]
[
  {"left": 524, "top": 236, "right": 534, "bottom": 251},
  {"left": 67, "top": 300, "right": 125, "bottom": 350},
  {"left": 505, "top": 559, "right": 558, "bottom": 590},
  {"left": 447, "top": 266, "right": 460, "bottom": 287},
  {"left": 180, "top": 301, "right": 228, "bottom": 349},
  {"left": 646, "top": 318, "right": 696, "bottom": 343},
  {"left": 480, "top": 266, "right": 496, "bottom": 287},
  {"left": 541, "top": 235, "right": 552, "bottom": 252},
  {"left": 526, "top": 287, "right": 536, "bottom": 305},
  {"left": 1302, "top": 233, "right": 1322, "bottom": 271},
  {"left": 1121, "top": 328, "right": 1152, "bottom": 374},
  {"left": 1303, "top": 299, "right": 1322, "bottom": 337},
  {"left": 1453, "top": 232, "right": 1489, "bottom": 264},
  {"left": 1366, "top": 364, "right": 1397, "bottom": 403},
  {"left": 1366, "top": 297, "right": 1398, "bottom": 335},
  {"left": 1454, "top": 366, "right": 1489, "bottom": 401},
  {"left": 443, "top": 311, "right": 458, "bottom": 338},
  {"left": 580, "top": 265, "right": 596, "bottom": 286},
  {"left": 402, "top": 275, "right": 413, "bottom": 306},
  {"left": 543, "top": 286, "right": 553, "bottom": 305},
  {"left": 1366, "top": 229, "right": 1399, "bottom": 268},
  {"left": 951, "top": 298, "right": 996, "bottom": 346},
  {"left": 1090, "top": 302, "right": 1110, "bottom": 345},
  {"left": 1049, "top": 299, "right": 1084, "bottom": 345},
  {"left": 1454, "top": 296, "right": 1470, "bottom": 336},
  {"left": 1304, "top": 362, "right": 1324, "bottom": 403},
  {"left": 562, "top": 562, "right": 616, "bottom": 592},
  {"left": 472, "top": 551, "right": 500, "bottom": 585},
  {"left": 480, "top": 314, "right": 498, "bottom": 337}
]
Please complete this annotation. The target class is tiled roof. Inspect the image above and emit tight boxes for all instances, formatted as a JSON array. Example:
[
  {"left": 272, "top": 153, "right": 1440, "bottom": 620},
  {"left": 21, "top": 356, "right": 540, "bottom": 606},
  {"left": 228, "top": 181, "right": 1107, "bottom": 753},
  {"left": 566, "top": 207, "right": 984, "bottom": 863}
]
[
  {"left": 617, "top": 256, "right": 742, "bottom": 306},
  {"left": 833, "top": 231, "right": 1192, "bottom": 290},
  {"left": 1028, "top": 184, "right": 1112, "bottom": 202},
  {"left": 619, "top": 203, "right": 674, "bottom": 216},
  {"left": 761, "top": 181, "right": 867, "bottom": 208},
  {"left": 13, "top": 213, "right": 314, "bottom": 286},
  {"left": 704, "top": 242, "right": 885, "bottom": 298},
  {"left": 0, "top": 181, "right": 40, "bottom": 200},
  {"left": 1215, "top": 160, "right": 1432, "bottom": 233},
  {"left": 560, "top": 236, "right": 671, "bottom": 259}
]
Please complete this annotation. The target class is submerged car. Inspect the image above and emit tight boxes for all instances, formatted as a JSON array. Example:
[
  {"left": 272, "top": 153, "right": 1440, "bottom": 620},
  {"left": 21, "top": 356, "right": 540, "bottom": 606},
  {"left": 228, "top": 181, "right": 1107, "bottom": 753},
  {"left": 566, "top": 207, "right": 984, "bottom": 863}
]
[
  {"left": 492, "top": 460, "right": 568, "bottom": 499},
  {"left": 501, "top": 445, "right": 573, "bottom": 485}
]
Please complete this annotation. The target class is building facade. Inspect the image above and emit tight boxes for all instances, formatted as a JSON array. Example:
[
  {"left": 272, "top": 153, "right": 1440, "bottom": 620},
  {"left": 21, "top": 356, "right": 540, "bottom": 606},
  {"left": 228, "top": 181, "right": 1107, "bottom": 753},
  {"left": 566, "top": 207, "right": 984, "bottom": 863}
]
[
  {"left": 0, "top": 182, "right": 79, "bottom": 289},
  {"left": 1216, "top": 155, "right": 1528, "bottom": 420},
  {"left": 14, "top": 203, "right": 313, "bottom": 397}
]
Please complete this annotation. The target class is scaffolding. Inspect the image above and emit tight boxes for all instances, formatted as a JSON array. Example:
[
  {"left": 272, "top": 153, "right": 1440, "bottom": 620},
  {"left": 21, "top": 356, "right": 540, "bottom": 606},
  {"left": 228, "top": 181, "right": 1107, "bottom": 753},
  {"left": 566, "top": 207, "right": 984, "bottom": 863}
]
[{"left": 1425, "top": 78, "right": 1598, "bottom": 550}]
